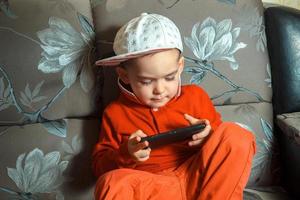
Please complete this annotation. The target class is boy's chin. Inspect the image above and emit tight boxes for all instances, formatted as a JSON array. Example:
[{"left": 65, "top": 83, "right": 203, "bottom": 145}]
[{"left": 147, "top": 101, "right": 168, "bottom": 109}]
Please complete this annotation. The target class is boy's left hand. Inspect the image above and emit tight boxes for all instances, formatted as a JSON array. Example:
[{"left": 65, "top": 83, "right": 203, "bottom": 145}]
[{"left": 184, "top": 114, "right": 211, "bottom": 147}]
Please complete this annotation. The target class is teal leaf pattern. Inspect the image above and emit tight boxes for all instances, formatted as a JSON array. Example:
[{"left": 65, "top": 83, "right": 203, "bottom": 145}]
[
  {"left": 77, "top": 13, "right": 95, "bottom": 40},
  {"left": 158, "top": 0, "right": 180, "bottom": 9},
  {"left": 0, "top": 76, "right": 12, "bottom": 111},
  {"left": 19, "top": 81, "right": 47, "bottom": 110},
  {"left": 42, "top": 119, "right": 67, "bottom": 138},
  {"left": 237, "top": 5, "right": 266, "bottom": 52},
  {"left": 184, "top": 56, "right": 265, "bottom": 103},
  {"left": 5, "top": 148, "right": 68, "bottom": 199},
  {"left": 37, "top": 16, "right": 95, "bottom": 92},
  {"left": 265, "top": 64, "right": 272, "bottom": 88},
  {"left": 184, "top": 18, "right": 266, "bottom": 104},
  {"left": 0, "top": 0, "right": 17, "bottom": 19},
  {"left": 61, "top": 134, "right": 83, "bottom": 160},
  {"left": 48, "top": 0, "right": 75, "bottom": 12},
  {"left": 184, "top": 66, "right": 207, "bottom": 85},
  {"left": 217, "top": 0, "right": 236, "bottom": 5},
  {"left": 250, "top": 118, "right": 279, "bottom": 184},
  {"left": 0, "top": 65, "right": 68, "bottom": 126}
]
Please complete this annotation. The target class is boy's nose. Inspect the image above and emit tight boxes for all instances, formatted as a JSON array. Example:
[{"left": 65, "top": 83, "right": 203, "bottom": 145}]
[{"left": 153, "top": 81, "right": 165, "bottom": 95}]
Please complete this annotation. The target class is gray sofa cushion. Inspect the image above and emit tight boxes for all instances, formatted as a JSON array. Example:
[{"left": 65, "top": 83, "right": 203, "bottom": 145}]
[
  {"left": 0, "top": 118, "right": 99, "bottom": 200},
  {"left": 0, "top": 0, "right": 100, "bottom": 126}
]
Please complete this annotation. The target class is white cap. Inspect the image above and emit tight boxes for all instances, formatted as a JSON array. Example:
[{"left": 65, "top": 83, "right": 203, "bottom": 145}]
[{"left": 96, "top": 13, "right": 183, "bottom": 66}]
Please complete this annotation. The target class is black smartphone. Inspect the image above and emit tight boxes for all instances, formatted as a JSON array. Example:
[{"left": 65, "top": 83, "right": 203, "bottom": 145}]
[{"left": 140, "top": 123, "right": 206, "bottom": 149}]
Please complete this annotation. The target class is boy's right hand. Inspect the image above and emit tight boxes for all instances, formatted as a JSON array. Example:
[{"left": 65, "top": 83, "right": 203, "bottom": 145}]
[{"left": 128, "top": 130, "right": 151, "bottom": 162}]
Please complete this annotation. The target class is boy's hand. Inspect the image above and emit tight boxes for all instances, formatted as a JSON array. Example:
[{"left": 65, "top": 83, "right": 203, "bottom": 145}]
[
  {"left": 128, "top": 130, "right": 151, "bottom": 162},
  {"left": 184, "top": 114, "right": 211, "bottom": 147}
]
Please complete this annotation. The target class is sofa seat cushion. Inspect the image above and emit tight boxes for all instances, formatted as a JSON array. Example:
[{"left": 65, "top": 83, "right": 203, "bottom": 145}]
[
  {"left": 244, "top": 187, "right": 291, "bottom": 200},
  {"left": 0, "top": 118, "right": 100, "bottom": 200}
]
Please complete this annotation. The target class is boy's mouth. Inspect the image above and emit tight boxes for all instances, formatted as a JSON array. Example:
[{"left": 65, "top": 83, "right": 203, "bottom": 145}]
[{"left": 151, "top": 96, "right": 167, "bottom": 102}]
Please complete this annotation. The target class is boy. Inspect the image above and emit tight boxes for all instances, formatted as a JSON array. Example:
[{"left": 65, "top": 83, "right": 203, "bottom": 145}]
[{"left": 93, "top": 13, "right": 256, "bottom": 200}]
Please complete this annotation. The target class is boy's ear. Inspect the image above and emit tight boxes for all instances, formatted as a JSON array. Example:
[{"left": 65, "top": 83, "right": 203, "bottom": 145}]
[
  {"left": 178, "top": 55, "right": 185, "bottom": 74},
  {"left": 116, "top": 66, "right": 130, "bottom": 84}
]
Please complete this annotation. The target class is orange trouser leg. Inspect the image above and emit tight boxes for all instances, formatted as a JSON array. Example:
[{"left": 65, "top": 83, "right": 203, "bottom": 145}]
[
  {"left": 94, "top": 168, "right": 183, "bottom": 200},
  {"left": 95, "top": 122, "right": 256, "bottom": 200},
  {"left": 176, "top": 122, "right": 256, "bottom": 200}
]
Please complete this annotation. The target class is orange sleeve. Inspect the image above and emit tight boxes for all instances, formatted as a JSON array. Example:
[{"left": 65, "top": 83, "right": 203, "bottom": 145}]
[
  {"left": 92, "top": 109, "right": 137, "bottom": 178},
  {"left": 196, "top": 86, "right": 222, "bottom": 132}
]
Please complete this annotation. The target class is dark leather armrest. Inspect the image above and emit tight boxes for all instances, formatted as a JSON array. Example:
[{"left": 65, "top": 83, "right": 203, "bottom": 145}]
[
  {"left": 265, "top": 6, "right": 300, "bottom": 116},
  {"left": 265, "top": 7, "right": 300, "bottom": 199},
  {"left": 276, "top": 113, "right": 300, "bottom": 199},
  {"left": 277, "top": 112, "right": 300, "bottom": 146}
]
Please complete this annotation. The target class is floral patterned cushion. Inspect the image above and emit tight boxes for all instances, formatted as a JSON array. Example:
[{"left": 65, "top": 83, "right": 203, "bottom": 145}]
[
  {"left": 277, "top": 112, "right": 300, "bottom": 145},
  {"left": 0, "top": 0, "right": 99, "bottom": 131},
  {"left": 0, "top": 118, "right": 99, "bottom": 200},
  {"left": 0, "top": 0, "right": 283, "bottom": 199}
]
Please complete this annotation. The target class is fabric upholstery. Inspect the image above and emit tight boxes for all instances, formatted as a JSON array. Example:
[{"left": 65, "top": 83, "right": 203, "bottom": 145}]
[
  {"left": 0, "top": 118, "right": 99, "bottom": 199},
  {"left": 0, "top": 0, "right": 295, "bottom": 199},
  {"left": 0, "top": 0, "right": 100, "bottom": 126}
]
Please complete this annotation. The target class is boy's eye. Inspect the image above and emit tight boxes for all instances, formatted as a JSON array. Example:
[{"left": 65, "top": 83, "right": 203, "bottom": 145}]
[
  {"left": 165, "top": 76, "right": 175, "bottom": 81},
  {"left": 140, "top": 80, "right": 152, "bottom": 85}
]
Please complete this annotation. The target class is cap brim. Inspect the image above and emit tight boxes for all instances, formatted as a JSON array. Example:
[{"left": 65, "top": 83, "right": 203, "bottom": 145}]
[{"left": 95, "top": 47, "right": 174, "bottom": 66}]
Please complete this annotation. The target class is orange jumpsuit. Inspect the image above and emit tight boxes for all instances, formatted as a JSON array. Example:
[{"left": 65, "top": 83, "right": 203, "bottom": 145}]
[{"left": 92, "top": 84, "right": 256, "bottom": 200}]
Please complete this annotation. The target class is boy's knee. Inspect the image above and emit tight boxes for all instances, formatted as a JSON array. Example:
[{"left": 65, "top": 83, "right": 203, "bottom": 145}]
[
  {"left": 218, "top": 122, "right": 256, "bottom": 154},
  {"left": 97, "top": 168, "right": 134, "bottom": 185}
]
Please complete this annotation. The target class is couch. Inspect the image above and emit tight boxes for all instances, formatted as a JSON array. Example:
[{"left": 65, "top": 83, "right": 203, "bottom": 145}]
[{"left": 0, "top": 0, "right": 298, "bottom": 199}]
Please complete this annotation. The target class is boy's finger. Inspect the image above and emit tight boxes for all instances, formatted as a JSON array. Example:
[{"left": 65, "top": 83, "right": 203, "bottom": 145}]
[
  {"left": 129, "top": 135, "right": 141, "bottom": 145},
  {"left": 184, "top": 114, "right": 207, "bottom": 125},
  {"left": 192, "top": 129, "right": 210, "bottom": 140},
  {"left": 184, "top": 113, "right": 199, "bottom": 124},
  {"left": 188, "top": 139, "right": 203, "bottom": 146},
  {"left": 130, "top": 130, "right": 147, "bottom": 139},
  {"left": 133, "top": 141, "right": 149, "bottom": 151},
  {"left": 135, "top": 130, "right": 147, "bottom": 137}
]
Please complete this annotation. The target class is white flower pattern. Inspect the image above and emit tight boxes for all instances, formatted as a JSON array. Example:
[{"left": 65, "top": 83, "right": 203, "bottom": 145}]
[
  {"left": 184, "top": 17, "right": 247, "bottom": 70},
  {"left": 37, "top": 14, "right": 95, "bottom": 92},
  {"left": 7, "top": 148, "right": 68, "bottom": 197}
]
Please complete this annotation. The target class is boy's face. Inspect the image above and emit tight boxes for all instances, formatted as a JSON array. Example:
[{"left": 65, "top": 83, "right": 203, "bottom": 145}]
[{"left": 117, "top": 49, "right": 184, "bottom": 109}]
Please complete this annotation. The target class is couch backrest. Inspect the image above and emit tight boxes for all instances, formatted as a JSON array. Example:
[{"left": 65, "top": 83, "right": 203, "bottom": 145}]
[
  {"left": 0, "top": 0, "right": 99, "bottom": 128},
  {"left": 0, "top": 1, "right": 99, "bottom": 199},
  {"left": 0, "top": 1, "right": 282, "bottom": 199}
]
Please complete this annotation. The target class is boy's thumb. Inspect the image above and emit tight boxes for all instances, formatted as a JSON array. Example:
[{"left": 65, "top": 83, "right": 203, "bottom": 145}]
[{"left": 184, "top": 113, "right": 197, "bottom": 124}]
